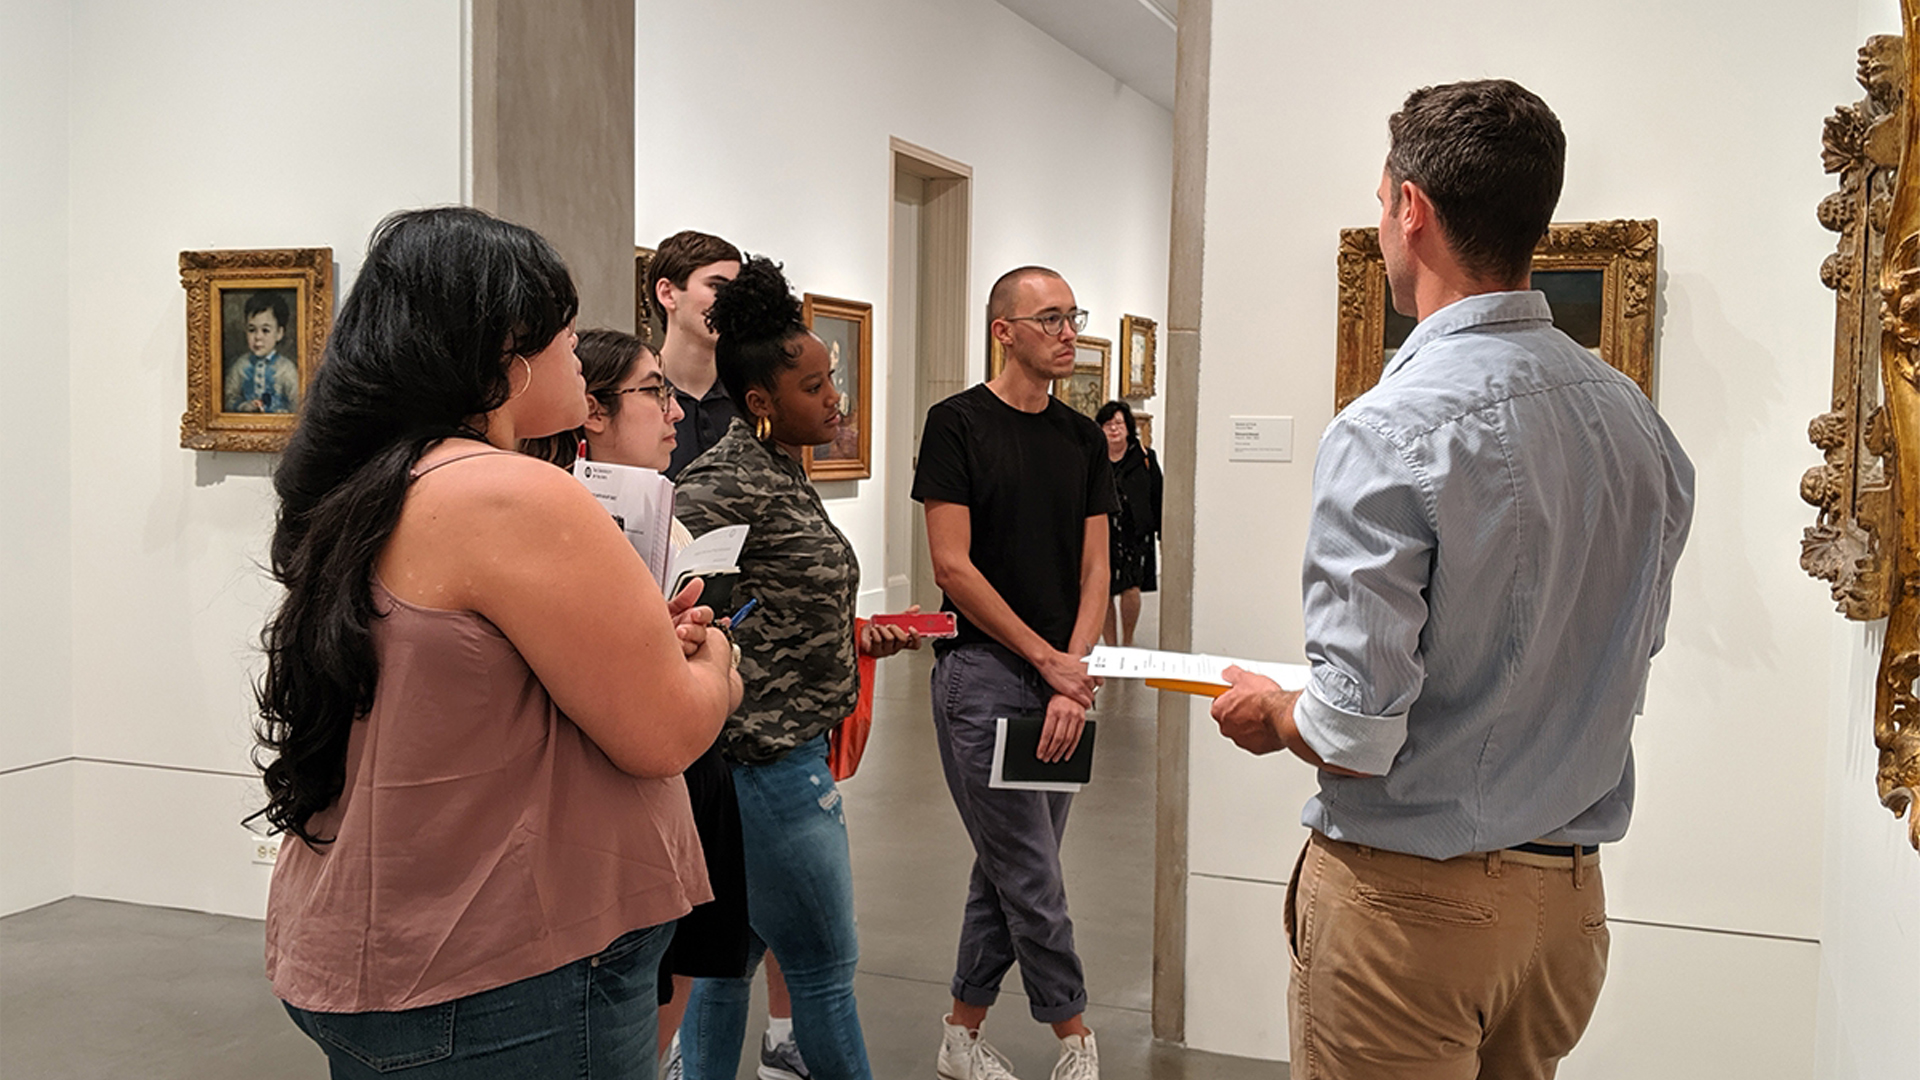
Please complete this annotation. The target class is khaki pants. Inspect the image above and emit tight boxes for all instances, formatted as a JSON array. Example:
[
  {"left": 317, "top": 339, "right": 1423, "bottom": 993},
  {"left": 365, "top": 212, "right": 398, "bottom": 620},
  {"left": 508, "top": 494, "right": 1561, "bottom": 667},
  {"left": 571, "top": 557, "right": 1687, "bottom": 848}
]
[{"left": 1286, "top": 832, "right": 1609, "bottom": 1080}]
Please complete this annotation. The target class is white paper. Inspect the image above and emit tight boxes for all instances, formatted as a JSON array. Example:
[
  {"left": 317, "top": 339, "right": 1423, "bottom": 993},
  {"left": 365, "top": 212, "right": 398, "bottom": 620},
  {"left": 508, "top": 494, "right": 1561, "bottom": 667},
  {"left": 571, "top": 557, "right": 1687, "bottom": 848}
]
[
  {"left": 666, "top": 524, "right": 748, "bottom": 594},
  {"left": 572, "top": 459, "right": 675, "bottom": 587},
  {"left": 989, "top": 717, "right": 1084, "bottom": 793},
  {"left": 1085, "top": 646, "right": 1309, "bottom": 691}
]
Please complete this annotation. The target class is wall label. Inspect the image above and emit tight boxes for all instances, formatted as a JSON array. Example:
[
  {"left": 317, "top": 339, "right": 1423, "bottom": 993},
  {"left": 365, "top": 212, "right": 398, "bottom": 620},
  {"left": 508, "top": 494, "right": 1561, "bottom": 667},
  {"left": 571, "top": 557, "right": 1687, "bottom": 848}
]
[{"left": 1228, "top": 416, "right": 1293, "bottom": 462}]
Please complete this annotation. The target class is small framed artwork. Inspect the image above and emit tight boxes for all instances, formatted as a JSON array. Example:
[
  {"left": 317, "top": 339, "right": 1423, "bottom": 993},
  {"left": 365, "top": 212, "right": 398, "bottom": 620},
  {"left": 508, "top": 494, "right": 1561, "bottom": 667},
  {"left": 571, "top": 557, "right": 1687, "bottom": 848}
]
[
  {"left": 1334, "top": 219, "right": 1657, "bottom": 412},
  {"left": 1119, "top": 314, "right": 1156, "bottom": 399},
  {"left": 802, "top": 293, "right": 874, "bottom": 481},
  {"left": 635, "top": 246, "right": 666, "bottom": 346},
  {"left": 179, "top": 247, "right": 333, "bottom": 452},
  {"left": 1053, "top": 335, "right": 1111, "bottom": 419},
  {"left": 1134, "top": 412, "right": 1154, "bottom": 452},
  {"left": 988, "top": 335, "right": 1006, "bottom": 381}
]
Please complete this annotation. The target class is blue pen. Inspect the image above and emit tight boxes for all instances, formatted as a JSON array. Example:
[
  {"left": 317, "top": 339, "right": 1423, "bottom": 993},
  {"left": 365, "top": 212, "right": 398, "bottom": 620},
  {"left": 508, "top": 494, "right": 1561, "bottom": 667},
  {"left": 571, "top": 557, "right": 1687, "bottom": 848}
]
[{"left": 727, "top": 598, "right": 760, "bottom": 629}]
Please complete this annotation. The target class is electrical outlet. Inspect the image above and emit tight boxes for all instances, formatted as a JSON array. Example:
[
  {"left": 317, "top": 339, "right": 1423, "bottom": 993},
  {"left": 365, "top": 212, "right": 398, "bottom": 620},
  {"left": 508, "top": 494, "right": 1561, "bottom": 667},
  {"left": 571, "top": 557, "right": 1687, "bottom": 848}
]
[{"left": 249, "top": 835, "right": 281, "bottom": 866}]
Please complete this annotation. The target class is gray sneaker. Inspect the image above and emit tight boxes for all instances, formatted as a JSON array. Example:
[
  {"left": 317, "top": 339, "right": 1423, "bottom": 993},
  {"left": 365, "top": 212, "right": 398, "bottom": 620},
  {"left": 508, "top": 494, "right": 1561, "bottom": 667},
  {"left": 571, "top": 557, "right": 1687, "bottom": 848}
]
[{"left": 758, "top": 1032, "right": 812, "bottom": 1080}]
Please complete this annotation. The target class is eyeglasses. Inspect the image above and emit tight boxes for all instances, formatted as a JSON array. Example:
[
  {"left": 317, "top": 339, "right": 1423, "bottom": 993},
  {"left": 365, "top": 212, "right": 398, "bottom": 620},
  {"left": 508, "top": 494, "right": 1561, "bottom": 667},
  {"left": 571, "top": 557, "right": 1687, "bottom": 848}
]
[
  {"left": 606, "top": 379, "right": 677, "bottom": 413},
  {"left": 1003, "top": 308, "right": 1089, "bottom": 336}
]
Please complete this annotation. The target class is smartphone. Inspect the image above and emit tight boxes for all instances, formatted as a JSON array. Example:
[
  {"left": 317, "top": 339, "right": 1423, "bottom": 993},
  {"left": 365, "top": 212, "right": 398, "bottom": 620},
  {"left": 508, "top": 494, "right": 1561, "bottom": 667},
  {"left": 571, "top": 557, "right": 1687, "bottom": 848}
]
[{"left": 871, "top": 611, "right": 958, "bottom": 638}]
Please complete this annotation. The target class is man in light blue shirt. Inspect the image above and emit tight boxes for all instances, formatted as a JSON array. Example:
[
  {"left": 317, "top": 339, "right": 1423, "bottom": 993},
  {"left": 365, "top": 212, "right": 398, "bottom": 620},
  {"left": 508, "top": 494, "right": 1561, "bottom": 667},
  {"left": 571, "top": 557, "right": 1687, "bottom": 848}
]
[{"left": 1211, "top": 80, "right": 1693, "bottom": 1077}]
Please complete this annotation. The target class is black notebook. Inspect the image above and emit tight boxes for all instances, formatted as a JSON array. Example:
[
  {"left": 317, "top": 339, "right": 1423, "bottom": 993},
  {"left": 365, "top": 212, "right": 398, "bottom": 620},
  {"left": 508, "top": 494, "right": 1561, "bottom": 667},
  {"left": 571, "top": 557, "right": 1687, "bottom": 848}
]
[{"left": 990, "top": 715, "right": 1097, "bottom": 791}]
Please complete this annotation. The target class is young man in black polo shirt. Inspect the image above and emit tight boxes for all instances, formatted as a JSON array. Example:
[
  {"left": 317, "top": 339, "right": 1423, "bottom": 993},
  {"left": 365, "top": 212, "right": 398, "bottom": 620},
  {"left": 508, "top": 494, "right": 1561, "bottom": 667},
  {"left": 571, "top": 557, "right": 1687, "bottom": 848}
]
[
  {"left": 912, "top": 266, "right": 1114, "bottom": 1080},
  {"left": 648, "top": 229, "right": 742, "bottom": 478}
]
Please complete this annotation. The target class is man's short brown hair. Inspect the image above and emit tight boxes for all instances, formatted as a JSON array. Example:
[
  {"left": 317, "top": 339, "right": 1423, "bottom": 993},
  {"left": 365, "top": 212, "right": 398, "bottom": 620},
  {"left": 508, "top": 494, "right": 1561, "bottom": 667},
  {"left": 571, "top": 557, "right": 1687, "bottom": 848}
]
[
  {"left": 987, "top": 265, "right": 1064, "bottom": 322},
  {"left": 646, "top": 230, "right": 742, "bottom": 322},
  {"left": 1386, "top": 79, "right": 1565, "bottom": 284}
]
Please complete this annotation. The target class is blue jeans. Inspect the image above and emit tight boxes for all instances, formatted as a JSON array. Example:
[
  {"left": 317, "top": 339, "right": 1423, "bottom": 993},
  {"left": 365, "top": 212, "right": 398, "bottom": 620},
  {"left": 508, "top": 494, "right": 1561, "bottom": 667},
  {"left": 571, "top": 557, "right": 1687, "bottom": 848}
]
[
  {"left": 285, "top": 922, "right": 673, "bottom": 1078},
  {"left": 681, "top": 735, "right": 871, "bottom": 1080}
]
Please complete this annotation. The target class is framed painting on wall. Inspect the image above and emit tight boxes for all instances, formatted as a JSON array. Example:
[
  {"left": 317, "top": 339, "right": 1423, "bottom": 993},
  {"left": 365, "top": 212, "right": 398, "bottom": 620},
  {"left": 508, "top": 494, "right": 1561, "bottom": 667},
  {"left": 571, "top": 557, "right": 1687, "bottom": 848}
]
[
  {"left": 1053, "top": 335, "right": 1110, "bottom": 418},
  {"left": 1334, "top": 219, "right": 1657, "bottom": 412},
  {"left": 802, "top": 293, "right": 874, "bottom": 481},
  {"left": 635, "top": 246, "right": 666, "bottom": 347},
  {"left": 1134, "top": 412, "right": 1153, "bottom": 452},
  {"left": 1119, "top": 314, "right": 1156, "bottom": 399},
  {"left": 179, "top": 247, "right": 333, "bottom": 452}
]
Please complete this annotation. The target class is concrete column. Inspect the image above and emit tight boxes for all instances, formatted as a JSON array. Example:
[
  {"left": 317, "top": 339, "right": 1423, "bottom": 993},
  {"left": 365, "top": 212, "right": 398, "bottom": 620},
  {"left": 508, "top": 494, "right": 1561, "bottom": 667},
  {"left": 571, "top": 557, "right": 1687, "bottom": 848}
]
[{"left": 470, "top": 0, "right": 635, "bottom": 331}]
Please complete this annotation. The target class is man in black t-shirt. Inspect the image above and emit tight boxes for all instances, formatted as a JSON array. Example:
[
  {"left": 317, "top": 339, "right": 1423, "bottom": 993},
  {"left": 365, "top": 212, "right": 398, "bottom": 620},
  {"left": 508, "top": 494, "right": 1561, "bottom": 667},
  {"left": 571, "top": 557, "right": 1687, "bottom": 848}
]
[{"left": 911, "top": 266, "right": 1115, "bottom": 1080}]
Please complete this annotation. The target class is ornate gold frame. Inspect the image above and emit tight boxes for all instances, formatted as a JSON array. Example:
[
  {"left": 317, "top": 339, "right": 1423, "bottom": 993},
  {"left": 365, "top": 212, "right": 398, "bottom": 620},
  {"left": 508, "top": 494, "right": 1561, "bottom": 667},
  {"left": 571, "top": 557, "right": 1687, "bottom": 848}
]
[
  {"left": 1812, "top": 18, "right": 1920, "bottom": 850},
  {"left": 179, "top": 248, "right": 332, "bottom": 453},
  {"left": 1054, "top": 335, "right": 1111, "bottom": 418},
  {"left": 1334, "top": 221, "right": 1658, "bottom": 412},
  {"left": 801, "top": 293, "right": 874, "bottom": 481},
  {"left": 1120, "top": 314, "right": 1157, "bottom": 399},
  {"left": 634, "top": 245, "right": 665, "bottom": 346}
]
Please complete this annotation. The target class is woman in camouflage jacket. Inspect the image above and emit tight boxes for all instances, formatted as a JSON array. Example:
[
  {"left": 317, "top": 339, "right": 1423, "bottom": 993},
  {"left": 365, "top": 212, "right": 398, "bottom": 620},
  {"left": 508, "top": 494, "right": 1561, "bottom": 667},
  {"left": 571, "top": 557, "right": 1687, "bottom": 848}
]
[{"left": 673, "top": 257, "right": 918, "bottom": 1080}]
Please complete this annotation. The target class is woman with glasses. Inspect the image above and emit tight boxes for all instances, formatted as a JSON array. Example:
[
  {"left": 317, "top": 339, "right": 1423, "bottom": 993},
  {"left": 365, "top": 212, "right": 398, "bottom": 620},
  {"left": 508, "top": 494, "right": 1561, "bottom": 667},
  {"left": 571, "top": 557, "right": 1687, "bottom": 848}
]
[
  {"left": 1094, "top": 400, "right": 1162, "bottom": 648},
  {"left": 257, "top": 208, "right": 739, "bottom": 1077},
  {"left": 523, "top": 328, "right": 754, "bottom": 1073},
  {"left": 672, "top": 257, "right": 921, "bottom": 1080}
]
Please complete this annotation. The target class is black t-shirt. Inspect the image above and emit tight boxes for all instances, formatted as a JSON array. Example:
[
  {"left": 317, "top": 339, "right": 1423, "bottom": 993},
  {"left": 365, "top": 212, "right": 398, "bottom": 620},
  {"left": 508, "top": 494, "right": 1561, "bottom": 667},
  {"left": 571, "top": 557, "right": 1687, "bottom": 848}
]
[
  {"left": 911, "top": 384, "right": 1117, "bottom": 652},
  {"left": 666, "top": 381, "right": 740, "bottom": 480}
]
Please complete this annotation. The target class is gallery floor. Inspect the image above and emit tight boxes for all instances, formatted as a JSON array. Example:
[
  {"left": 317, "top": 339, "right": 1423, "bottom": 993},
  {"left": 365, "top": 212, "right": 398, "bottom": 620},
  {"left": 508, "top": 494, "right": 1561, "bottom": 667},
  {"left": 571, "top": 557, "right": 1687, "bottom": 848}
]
[{"left": 0, "top": 597, "right": 1281, "bottom": 1079}]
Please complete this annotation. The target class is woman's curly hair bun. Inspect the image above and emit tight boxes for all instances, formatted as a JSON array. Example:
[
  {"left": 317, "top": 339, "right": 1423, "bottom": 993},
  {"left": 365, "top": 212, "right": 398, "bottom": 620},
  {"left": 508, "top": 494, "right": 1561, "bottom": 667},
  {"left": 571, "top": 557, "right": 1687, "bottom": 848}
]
[{"left": 704, "top": 256, "right": 802, "bottom": 344}]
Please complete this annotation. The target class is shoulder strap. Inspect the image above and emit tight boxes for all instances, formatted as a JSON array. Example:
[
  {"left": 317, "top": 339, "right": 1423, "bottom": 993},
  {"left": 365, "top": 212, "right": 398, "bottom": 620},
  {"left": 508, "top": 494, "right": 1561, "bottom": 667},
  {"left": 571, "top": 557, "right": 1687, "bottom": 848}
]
[{"left": 409, "top": 448, "right": 517, "bottom": 481}]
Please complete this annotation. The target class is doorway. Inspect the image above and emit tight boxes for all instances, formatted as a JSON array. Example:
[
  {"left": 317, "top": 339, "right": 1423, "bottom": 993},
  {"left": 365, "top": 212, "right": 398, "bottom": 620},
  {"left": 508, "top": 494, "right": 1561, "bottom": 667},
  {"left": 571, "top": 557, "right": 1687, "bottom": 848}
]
[{"left": 885, "top": 139, "right": 971, "bottom": 613}]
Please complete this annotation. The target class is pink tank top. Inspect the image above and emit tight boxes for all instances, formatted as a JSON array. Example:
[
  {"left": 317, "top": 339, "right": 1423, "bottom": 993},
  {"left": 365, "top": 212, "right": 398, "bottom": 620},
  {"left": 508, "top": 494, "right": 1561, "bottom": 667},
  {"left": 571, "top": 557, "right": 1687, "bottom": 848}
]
[{"left": 264, "top": 582, "right": 711, "bottom": 1012}]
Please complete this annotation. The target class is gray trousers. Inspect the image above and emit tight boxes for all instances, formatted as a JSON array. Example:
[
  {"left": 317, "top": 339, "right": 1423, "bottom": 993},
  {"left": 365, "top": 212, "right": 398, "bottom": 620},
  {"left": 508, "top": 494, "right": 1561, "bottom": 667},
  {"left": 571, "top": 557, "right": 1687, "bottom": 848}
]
[{"left": 929, "top": 644, "right": 1087, "bottom": 1023}]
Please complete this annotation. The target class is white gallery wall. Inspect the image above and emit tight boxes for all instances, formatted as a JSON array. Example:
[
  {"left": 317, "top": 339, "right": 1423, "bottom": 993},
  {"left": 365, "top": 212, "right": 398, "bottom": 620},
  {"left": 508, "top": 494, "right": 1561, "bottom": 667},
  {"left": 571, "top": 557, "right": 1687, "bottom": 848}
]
[
  {"left": 0, "top": 0, "right": 466, "bottom": 920},
  {"left": 631, "top": 0, "right": 1174, "bottom": 614},
  {"left": 1, "top": 0, "right": 77, "bottom": 915},
  {"left": 1182, "top": 0, "right": 1918, "bottom": 1076},
  {"left": 0, "top": 0, "right": 1169, "bottom": 922}
]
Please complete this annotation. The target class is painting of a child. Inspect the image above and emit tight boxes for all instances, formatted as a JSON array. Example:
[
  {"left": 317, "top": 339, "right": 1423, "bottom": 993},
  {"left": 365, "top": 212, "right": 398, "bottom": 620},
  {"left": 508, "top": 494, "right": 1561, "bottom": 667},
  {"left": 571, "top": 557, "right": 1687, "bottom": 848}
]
[{"left": 222, "top": 290, "right": 300, "bottom": 414}]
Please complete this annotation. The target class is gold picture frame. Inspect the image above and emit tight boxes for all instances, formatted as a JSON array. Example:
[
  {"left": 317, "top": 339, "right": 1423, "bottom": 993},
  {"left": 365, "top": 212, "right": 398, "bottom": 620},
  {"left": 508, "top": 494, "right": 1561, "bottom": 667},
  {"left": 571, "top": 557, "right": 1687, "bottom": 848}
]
[
  {"left": 1811, "top": 22, "right": 1920, "bottom": 851},
  {"left": 802, "top": 293, "right": 874, "bottom": 481},
  {"left": 1134, "top": 412, "right": 1153, "bottom": 452},
  {"left": 1120, "top": 314, "right": 1157, "bottom": 399},
  {"left": 635, "top": 245, "right": 665, "bottom": 347},
  {"left": 1053, "top": 335, "right": 1111, "bottom": 418},
  {"left": 988, "top": 335, "right": 1006, "bottom": 381},
  {"left": 179, "top": 247, "right": 333, "bottom": 452},
  {"left": 1334, "top": 220, "right": 1658, "bottom": 412}
]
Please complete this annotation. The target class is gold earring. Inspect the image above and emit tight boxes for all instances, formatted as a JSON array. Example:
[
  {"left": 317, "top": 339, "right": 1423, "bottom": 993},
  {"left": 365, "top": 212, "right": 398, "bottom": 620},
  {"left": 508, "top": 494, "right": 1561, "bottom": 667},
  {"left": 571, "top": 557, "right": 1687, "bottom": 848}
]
[
  {"left": 507, "top": 355, "right": 532, "bottom": 400},
  {"left": 754, "top": 414, "right": 772, "bottom": 441}
]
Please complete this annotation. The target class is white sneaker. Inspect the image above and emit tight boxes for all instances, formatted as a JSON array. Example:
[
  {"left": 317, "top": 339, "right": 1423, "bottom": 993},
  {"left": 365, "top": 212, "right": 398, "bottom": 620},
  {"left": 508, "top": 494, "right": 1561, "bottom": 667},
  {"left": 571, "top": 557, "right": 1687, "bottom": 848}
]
[
  {"left": 1050, "top": 1032, "right": 1098, "bottom": 1080},
  {"left": 936, "top": 1017, "right": 1022, "bottom": 1080}
]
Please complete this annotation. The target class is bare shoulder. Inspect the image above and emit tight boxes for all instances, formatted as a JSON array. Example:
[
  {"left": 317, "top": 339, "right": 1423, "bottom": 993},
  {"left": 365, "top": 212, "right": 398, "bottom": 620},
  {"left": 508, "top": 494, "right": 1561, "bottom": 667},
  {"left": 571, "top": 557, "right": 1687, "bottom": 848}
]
[{"left": 382, "top": 450, "right": 618, "bottom": 607}]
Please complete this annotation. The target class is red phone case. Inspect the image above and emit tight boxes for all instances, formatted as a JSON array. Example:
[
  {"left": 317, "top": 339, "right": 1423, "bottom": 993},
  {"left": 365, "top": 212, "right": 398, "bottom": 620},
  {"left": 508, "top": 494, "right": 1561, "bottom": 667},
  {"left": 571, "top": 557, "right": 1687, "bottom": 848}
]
[{"left": 871, "top": 611, "right": 958, "bottom": 638}]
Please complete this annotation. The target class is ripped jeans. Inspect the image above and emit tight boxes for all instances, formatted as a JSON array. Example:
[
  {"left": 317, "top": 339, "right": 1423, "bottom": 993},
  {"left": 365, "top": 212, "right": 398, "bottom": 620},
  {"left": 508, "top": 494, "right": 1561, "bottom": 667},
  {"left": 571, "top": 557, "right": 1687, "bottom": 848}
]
[{"left": 681, "top": 734, "right": 871, "bottom": 1080}]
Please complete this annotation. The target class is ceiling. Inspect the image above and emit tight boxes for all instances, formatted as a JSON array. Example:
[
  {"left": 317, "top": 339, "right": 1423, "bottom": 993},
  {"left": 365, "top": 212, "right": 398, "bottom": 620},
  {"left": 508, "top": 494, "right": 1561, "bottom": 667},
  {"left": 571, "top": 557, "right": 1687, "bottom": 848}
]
[{"left": 994, "top": 0, "right": 1178, "bottom": 111}]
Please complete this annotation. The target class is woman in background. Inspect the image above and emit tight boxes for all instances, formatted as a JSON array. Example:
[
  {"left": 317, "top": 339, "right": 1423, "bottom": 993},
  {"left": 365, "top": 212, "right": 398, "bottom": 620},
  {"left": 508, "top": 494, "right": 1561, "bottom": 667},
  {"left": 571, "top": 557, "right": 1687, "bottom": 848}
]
[
  {"left": 526, "top": 328, "right": 752, "bottom": 1076},
  {"left": 1095, "top": 400, "right": 1163, "bottom": 648},
  {"left": 673, "top": 257, "right": 920, "bottom": 1080},
  {"left": 256, "top": 207, "right": 738, "bottom": 1078}
]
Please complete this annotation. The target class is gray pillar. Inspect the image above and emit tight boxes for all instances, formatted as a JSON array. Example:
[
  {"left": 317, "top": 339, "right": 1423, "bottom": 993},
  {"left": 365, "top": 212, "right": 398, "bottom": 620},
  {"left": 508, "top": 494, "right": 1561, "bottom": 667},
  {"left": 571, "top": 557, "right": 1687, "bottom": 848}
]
[{"left": 470, "top": 0, "right": 635, "bottom": 332}]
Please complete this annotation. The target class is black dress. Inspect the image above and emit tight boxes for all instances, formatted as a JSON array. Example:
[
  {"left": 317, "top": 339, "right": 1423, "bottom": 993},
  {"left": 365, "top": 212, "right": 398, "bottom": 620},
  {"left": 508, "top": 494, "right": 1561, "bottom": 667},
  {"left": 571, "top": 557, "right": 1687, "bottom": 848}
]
[{"left": 1108, "top": 444, "right": 1163, "bottom": 594}]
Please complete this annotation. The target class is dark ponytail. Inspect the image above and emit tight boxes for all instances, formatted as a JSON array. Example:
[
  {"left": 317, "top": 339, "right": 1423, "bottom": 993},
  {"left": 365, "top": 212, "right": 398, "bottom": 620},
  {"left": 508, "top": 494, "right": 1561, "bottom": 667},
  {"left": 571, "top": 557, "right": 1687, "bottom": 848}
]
[
  {"left": 254, "top": 207, "right": 577, "bottom": 845},
  {"left": 706, "top": 255, "right": 807, "bottom": 418}
]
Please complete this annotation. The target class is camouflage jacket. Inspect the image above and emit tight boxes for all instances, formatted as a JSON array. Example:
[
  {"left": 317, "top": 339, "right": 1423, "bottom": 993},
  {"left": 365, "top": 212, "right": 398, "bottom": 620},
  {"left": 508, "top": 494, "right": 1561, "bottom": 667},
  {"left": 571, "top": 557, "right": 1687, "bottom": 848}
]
[{"left": 674, "top": 419, "right": 859, "bottom": 764}]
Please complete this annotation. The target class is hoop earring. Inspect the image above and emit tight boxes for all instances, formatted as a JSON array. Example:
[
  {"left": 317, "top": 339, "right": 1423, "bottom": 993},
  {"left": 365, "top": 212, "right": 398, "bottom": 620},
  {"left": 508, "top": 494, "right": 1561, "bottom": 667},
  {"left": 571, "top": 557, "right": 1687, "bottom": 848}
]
[
  {"left": 507, "top": 355, "right": 532, "bottom": 401},
  {"left": 754, "top": 414, "right": 772, "bottom": 441}
]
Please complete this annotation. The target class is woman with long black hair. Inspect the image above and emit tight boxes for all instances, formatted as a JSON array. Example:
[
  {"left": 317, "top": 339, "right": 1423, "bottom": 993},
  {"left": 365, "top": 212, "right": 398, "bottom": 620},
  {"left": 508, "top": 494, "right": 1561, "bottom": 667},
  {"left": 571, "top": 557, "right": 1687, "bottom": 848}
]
[{"left": 255, "top": 207, "right": 739, "bottom": 1078}]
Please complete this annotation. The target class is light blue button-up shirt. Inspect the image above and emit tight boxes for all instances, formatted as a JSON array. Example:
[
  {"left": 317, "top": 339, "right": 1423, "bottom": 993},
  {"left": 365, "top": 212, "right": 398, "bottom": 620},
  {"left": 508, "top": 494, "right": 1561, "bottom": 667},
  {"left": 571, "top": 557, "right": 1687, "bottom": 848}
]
[{"left": 1295, "top": 291, "right": 1693, "bottom": 859}]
